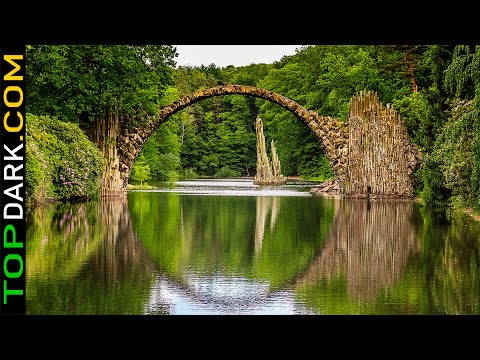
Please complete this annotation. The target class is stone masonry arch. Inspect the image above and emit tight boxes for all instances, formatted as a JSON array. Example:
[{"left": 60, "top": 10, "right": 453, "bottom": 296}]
[
  {"left": 115, "top": 85, "right": 349, "bottom": 192},
  {"left": 104, "top": 86, "right": 419, "bottom": 198}
]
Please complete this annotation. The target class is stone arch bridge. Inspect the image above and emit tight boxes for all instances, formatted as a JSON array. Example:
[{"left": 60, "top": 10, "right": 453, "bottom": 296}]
[{"left": 96, "top": 84, "right": 420, "bottom": 198}]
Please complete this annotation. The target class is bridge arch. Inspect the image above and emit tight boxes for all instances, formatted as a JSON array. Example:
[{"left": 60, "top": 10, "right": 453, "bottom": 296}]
[
  {"left": 108, "top": 86, "right": 419, "bottom": 198},
  {"left": 116, "top": 84, "right": 349, "bottom": 192}
]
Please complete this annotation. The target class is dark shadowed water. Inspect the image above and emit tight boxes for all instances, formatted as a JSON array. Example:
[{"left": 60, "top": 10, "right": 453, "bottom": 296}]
[{"left": 26, "top": 179, "right": 480, "bottom": 314}]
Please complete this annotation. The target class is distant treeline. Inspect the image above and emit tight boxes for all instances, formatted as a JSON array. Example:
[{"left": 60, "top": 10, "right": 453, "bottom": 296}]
[{"left": 25, "top": 45, "right": 480, "bottom": 211}]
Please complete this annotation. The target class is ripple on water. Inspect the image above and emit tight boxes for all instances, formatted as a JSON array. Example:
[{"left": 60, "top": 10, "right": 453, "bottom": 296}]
[
  {"left": 144, "top": 274, "right": 314, "bottom": 315},
  {"left": 130, "top": 179, "right": 315, "bottom": 197}
]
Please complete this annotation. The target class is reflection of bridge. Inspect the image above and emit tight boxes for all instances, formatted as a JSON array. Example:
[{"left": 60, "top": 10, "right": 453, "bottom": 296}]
[
  {"left": 95, "top": 85, "right": 420, "bottom": 199},
  {"left": 292, "top": 200, "right": 419, "bottom": 301},
  {"left": 84, "top": 197, "right": 420, "bottom": 313}
]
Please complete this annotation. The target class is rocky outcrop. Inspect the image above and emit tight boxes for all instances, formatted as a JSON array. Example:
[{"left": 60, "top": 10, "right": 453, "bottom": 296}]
[
  {"left": 310, "top": 179, "right": 341, "bottom": 196},
  {"left": 254, "top": 117, "right": 286, "bottom": 185},
  {"left": 270, "top": 140, "right": 284, "bottom": 180},
  {"left": 343, "top": 91, "right": 420, "bottom": 198},
  {"left": 306, "top": 112, "right": 349, "bottom": 188},
  {"left": 311, "top": 91, "right": 420, "bottom": 199}
]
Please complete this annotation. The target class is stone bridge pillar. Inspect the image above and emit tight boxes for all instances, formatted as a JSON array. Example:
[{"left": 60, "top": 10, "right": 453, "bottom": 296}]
[{"left": 344, "top": 91, "right": 420, "bottom": 198}]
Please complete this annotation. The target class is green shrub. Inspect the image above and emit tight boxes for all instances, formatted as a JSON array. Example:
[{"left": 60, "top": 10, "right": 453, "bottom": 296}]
[
  {"left": 26, "top": 113, "right": 104, "bottom": 202},
  {"left": 25, "top": 141, "right": 53, "bottom": 203},
  {"left": 215, "top": 166, "right": 241, "bottom": 178},
  {"left": 166, "top": 170, "right": 179, "bottom": 186},
  {"left": 180, "top": 168, "right": 199, "bottom": 180}
]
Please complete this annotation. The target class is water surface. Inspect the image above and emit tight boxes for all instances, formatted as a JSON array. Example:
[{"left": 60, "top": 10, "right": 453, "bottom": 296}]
[{"left": 26, "top": 179, "right": 480, "bottom": 314}]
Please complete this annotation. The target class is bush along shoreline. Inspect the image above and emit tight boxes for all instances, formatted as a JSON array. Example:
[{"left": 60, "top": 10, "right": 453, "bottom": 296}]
[{"left": 26, "top": 113, "right": 104, "bottom": 205}]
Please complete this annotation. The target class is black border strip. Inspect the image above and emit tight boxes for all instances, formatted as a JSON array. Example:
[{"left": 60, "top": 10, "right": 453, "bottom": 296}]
[{"left": 1, "top": 45, "right": 26, "bottom": 314}]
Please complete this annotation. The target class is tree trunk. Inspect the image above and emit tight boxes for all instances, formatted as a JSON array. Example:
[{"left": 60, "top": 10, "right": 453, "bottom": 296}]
[
  {"left": 409, "top": 63, "right": 418, "bottom": 93},
  {"left": 84, "top": 109, "right": 126, "bottom": 197}
]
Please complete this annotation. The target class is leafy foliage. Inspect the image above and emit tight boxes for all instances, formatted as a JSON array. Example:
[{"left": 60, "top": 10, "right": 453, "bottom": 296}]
[
  {"left": 26, "top": 45, "right": 176, "bottom": 125},
  {"left": 424, "top": 100, "right": 477, "bottom": 207},
  {"left": 26, "top": 114, "right": 104, "bottom": 202},
  {"left": 215, "top": 166, "right": 241, "bottom": 178},
  {"left": 443, "top": 45, "right": 480, "bottom": 209},
  {"left": 25, "top": 140, "right": 51, "bottom": 203},
  {"left": 130, "top": 155, "right": 151, "bottom": 186}
]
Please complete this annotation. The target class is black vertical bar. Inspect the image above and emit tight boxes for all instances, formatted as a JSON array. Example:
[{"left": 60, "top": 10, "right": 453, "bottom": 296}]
[{"left": 0, "top": 45, "right": 26, "bottom": 314}]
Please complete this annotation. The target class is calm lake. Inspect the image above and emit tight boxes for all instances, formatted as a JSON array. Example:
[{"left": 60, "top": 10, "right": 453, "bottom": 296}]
[{"left": 26, "top": 179, "right": 480, "bottom": 315}]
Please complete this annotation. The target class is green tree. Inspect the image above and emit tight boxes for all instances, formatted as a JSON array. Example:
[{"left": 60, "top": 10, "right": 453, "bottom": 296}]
[
  {"left": 26, "top": 45, "right": 176, "bottom": 123},
  {"left": 131, "top": 156, "right": 151, "bottom": 187},
  {"left": 432, "top": 100, "right": 475, "bottom": 204},
  {"left": 157, "top": 153, "right": 181, "bottom": 181},
  {"left": 444, "top": 45, "right": 480, "bottom": 209},
  {"left": 26, "top": 45, "right": 177, "bottom": 190},
  {"left": 385, "top": 45, "right": 454, "bottom": 202}
]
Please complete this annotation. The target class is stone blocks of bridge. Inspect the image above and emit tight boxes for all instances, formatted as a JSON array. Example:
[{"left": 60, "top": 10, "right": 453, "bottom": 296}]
[
  {"left": 344, "top": 91, "right": 420, "bottom": 198},
  {"left": 110, "top": 86, "right": 419, "bottom": 200},
  {"left": 307, "top": 113, "right": 349, "bottom": 185}
]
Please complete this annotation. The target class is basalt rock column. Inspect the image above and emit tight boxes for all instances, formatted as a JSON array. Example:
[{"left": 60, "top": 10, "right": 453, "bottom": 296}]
[
  {"left": 344, "top": 91, "right": 420, "bottom": 198},
  {"left": 271, "top": 140, "right": 286, "bottom": 183},
  {"left": 84, "top": 109, "right": 125, "bottom": 197},
  {"left": 254, "top": 117, "right": 286, "bottom": 185}
]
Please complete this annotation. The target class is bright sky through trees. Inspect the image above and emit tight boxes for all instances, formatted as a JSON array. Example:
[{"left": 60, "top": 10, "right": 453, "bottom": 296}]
[{"left": 173, "top": 45, "right": 302, "bottom": 68}]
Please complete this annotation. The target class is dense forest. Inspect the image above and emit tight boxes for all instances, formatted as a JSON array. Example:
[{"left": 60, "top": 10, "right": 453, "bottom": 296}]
[{"left": 25, "top": 45, "right": 480, "bottom": 213}]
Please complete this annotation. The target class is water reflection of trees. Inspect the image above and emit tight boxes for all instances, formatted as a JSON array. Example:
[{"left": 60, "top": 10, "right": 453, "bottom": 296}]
[
  {"left": 27, "top": 191, "right": 480, "bottom": 315},
  {"left": 295, "top": 202, "right": 480, "bottom": 314},
  {"left": 27, "top": 202, "right": 103, "bottom": 281},
  {"left": 295, "top": 200, "right": 419, "bottom": 301},
  {"left": 408, "top": 208, "right": 480, "bottom": 314},
  {"left": 87, "top": 198, "right": 156, "bottom": 284},
  {"left": 133, "top": 193, "right": 334, "bottom": 297},
  {"left": 27, "top": 198, "right": 156, "bottom": 314}
]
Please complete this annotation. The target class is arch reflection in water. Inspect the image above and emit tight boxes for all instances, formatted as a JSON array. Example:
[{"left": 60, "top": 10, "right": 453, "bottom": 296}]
[
  {"left": 26, "top": 180, "right": 480, "bottom": 314},
  {"left": 131, "top": 189, "right": 334, "bottom": 314},
  {"left": 144, "top": 275, "right": 314, "bottom": 315}
]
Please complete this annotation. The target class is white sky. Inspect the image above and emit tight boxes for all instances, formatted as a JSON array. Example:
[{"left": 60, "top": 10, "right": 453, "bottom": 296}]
[{"left": 173, "top": 45, "right": 302, "bottom": 68}]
